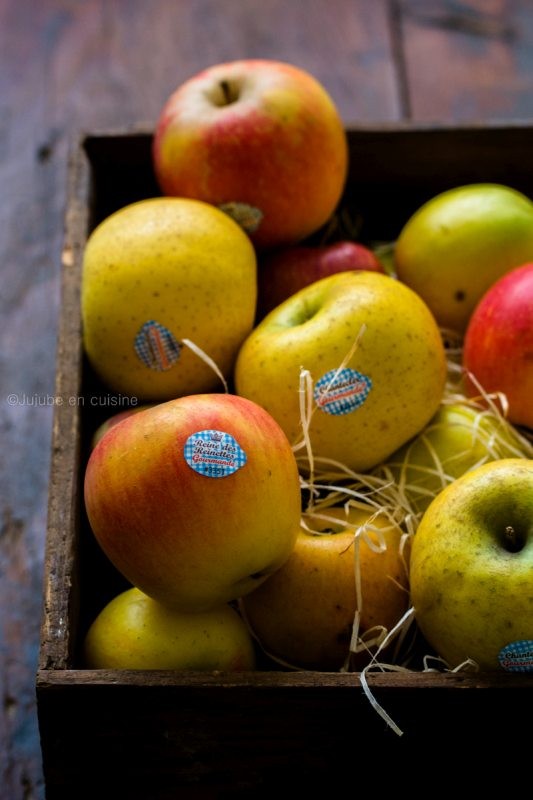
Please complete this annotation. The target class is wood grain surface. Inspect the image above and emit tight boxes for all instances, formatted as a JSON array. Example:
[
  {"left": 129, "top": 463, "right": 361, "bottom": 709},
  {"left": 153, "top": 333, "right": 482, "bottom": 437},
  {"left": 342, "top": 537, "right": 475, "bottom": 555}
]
[{"left": 2, "top": 2, "right": 533, "bottom": 798}]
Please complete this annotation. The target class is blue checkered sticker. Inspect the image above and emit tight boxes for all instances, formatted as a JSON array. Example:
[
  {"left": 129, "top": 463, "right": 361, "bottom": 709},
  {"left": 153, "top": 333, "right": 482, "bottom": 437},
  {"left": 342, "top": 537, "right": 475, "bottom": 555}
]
[
  {"left": 184, "top": 429, "right": 247, "bottom": 478},
  {"left": 498, "top": 640, "right": 533, "bottom": 672},
  {"left": 134, "top": 320, "right": 181, "bottom": 371},
  {"left": 314, "top": 367, "right": 372, "bottom": 416}
]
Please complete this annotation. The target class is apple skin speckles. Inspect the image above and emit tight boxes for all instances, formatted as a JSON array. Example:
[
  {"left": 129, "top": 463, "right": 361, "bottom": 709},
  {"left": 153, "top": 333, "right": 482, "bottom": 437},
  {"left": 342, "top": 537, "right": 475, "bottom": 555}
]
[{"left": 235, "top": 270, "right": 447, "bottom": 473}]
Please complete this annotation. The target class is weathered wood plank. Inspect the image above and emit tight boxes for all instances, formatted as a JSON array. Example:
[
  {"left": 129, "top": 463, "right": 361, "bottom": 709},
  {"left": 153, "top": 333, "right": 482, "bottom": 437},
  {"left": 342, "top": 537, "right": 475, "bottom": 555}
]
[
  {"left": 35, "top": 667, "right": 533, "bottom": 798},
  {"left": 397, "top": 0, "right": 533, "bottom": 120}
]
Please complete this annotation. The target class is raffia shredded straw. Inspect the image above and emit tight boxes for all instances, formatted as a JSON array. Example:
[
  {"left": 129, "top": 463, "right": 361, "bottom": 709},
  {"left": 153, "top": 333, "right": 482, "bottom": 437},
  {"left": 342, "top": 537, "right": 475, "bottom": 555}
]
[
  {"left": 182, "top": 330, "right": 532, "bottom": 737},
  {"left": 180, "top": 337, "right": 229, "bottom": 393},
  {"left": 288, "top": 328, "right": 532, "bottom": 736}
]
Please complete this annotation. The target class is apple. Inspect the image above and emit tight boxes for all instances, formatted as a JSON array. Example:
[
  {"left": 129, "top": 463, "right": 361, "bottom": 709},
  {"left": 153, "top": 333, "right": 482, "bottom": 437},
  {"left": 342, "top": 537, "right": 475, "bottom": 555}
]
[
  {"left": 240, "top": 504, "right": 410, "bottom": 671},
  {"left": 152, "top": 59, "right": 349, "bottom": 249},
  {"left": 377, "top": 401, "right": 533, "bottom": 516},
  {"left": 90, "top": 404, "right": 154, "bottom": 449},
  {"left": 234, "top": 270, "right": 447, "bottom": 473},
  {"left": 82, "top": 197, "right": 257, "bottom": 401},
  {"left": 410, "top": 458, "right": 533, "bottom": 671},
  {"left": 84, "top": 393, "right": 302, "bottom": 612},
  {"left": 394, "top": 183, "right": 533, "bottom": 333},
  {"left": 462, "top": 262, "right": 533, "bottom": 430},
  {"left": 256, "top": 240, "right": 385, "bottom": 319},
  {"left": 83, "top": 587, "right": 256, "bottom": 671}
]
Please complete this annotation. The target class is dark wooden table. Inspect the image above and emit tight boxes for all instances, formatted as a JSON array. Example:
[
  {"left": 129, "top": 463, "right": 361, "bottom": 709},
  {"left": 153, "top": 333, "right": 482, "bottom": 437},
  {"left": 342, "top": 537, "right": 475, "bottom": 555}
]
[{"left": 2, "top": 1, "right": 533, "bottom": 798}]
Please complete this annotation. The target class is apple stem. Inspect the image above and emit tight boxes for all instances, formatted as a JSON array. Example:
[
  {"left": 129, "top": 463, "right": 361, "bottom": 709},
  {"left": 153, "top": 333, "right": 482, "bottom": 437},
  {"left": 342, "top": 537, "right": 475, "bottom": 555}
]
[
  {"left": 504, "top": 525, "right": 521, "bottom": 553},
  {"left": 220, "top": 79, "right": 235, "bottom": 105}
]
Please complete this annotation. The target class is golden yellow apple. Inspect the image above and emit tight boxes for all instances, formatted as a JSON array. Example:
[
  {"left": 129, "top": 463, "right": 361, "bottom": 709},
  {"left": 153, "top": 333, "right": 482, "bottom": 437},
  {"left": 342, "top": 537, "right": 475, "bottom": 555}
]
[
  {"left": 83, "top": 587, "right": 256, "bottom": 671},
  {"left": 240, "top": 504, "right": 410, "bottom": 671},
  {"left": 82, "top": 197, "right": 257, "bottom": 400},
  {"left": 234, "top": 270, "right": 447, "bottom": 473}
]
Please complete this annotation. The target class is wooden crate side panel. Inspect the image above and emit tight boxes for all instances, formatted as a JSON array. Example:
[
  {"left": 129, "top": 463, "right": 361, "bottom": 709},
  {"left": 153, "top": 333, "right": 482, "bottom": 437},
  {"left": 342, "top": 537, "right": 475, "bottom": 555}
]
[
  {"left": 39, "top": 138, "right": 91, "bottom": 671},
  {"left": 343, "top": 122, "right": 533, "bottom": 241},
  {"left": 36, "top": 670, "right": 533, "bottom": 798}
]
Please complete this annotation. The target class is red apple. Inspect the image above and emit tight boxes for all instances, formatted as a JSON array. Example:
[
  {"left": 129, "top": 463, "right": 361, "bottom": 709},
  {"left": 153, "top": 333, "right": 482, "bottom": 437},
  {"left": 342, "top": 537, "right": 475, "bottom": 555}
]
[
  {"left": 84, "top": 393, "right": 302, "bottom": 612},
  {"left": 463, "top": 262, "right": 533, "bottom": 430},
  {"left": 257, "top": 240, "right": 385, "bottom": 318},
  {"left": 152, "top": 59, "right": 348, "bottom": 249}
]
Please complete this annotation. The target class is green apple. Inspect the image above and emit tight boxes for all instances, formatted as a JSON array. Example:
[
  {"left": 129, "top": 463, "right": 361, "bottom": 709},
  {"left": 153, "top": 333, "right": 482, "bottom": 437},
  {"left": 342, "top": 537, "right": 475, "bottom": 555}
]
[
  {"left": 240, "top": 504, "right": 410, "bottom": 671},
  {"left": 234, "top": 270, "right": 447, "bottom": 473},
  {"left": 377, "top": 401, "right": 533, "bottom": 515},
  {"left": 83, "top": 587, "right": 256, "bottom": 670},
  {"left": 410, "top": 458, "right": 533, "bottom": 671},
  {"left": 82, "top": 197, "right": 257, "bottom": 401},
  {"left": 394, "top": 183, "right": 533, "bottom": 334}
]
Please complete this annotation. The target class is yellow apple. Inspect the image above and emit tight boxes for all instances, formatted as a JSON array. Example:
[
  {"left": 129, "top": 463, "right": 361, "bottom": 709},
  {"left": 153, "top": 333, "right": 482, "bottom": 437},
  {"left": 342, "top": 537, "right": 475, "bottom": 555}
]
[
  {"left": 83, "top": 587, "right": 256, "bottom": 671},
  {"left": 153, "top": 59, "right": 348, "bottom": 249},
  {"left": 240, "top": 505, "right": 410, "bottom": 671},
  {"left": 234, "top": 270, "right": 447, "bottom": 473},
  {"left": 394, "top": 183, "right": 533, "bottom": 334},
  {"left": 377, "top": 401, "right": 533, "bottom": 516},
  {"left": 81, "top": 197, "right": 257, "bottom": 401},
  {"left": 410, "top": 458, "right": 533, "bottom": 671}
]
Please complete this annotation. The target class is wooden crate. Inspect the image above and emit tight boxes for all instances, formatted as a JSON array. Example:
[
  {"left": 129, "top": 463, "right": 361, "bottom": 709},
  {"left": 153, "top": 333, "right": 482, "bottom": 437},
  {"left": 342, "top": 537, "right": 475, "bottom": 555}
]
[{"left": 37, "top": 124, "right": 533, "bottom": 799}]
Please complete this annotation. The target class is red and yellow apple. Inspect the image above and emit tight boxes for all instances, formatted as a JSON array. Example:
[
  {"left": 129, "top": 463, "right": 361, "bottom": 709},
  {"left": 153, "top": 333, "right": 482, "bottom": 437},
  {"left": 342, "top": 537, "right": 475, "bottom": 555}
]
[
  {"left": 84, "top": 393, "right": 302, "bottom": 611},
  {"left": 152, "top": 59, "right": 349, "bottom": 249},
  {"left": 240, "top": 504, "right": 410, "bottom": 671},
  {"left": 83, "top": 587, "right": 256, "bottom": 671},
  {"left": 90, "top": 404, "right": 154, "bottom": 449},
  {"left": 256, "top": 240, "right": 385, "bottom": 319},
  {"left": 234, "top": 270, "right": 447, "bottom": 473},
  {"left": 463, "top": 262, "right": 533, "bottom": 430}
]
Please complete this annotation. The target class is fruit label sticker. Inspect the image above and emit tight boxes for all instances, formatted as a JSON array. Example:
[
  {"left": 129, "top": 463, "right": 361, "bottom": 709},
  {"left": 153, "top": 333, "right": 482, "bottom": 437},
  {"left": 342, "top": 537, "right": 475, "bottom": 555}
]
[
  {"left": 498, "top": 640, "right": 533, "bottom": 672},
  {"left": 314, "top": 367, "right": 372, "bottom": 416},
  {"left": 134, "top": 320, "right": 181, "bottom": 371},
  {"left": 218, "top": 201, "right": 263, "bottom": 234},
  {"left": 184, "top": 430, "right": 247, "bottom": 478}
]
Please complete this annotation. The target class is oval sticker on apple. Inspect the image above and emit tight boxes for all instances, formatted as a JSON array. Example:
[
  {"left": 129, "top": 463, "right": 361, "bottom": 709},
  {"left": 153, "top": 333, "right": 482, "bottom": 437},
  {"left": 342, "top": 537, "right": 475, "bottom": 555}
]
[
  {"left": 184, "top": 429, "right": 247, "bottom": 478},
  {"left": 134, "top": 320, "right": 181, "bottom": 371},
  {"left": 314, "top": 367, "right": 373, "bottom": 416},
  {"left": 498, "top": 640, "right": 533, "bottom": 672}
]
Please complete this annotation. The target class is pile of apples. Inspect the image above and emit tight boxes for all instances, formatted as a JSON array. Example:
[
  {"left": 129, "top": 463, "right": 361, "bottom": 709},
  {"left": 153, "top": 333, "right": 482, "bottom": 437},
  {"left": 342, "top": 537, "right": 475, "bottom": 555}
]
[{"left": 81, "top": 59, "right": 533, "bottom": 676}]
